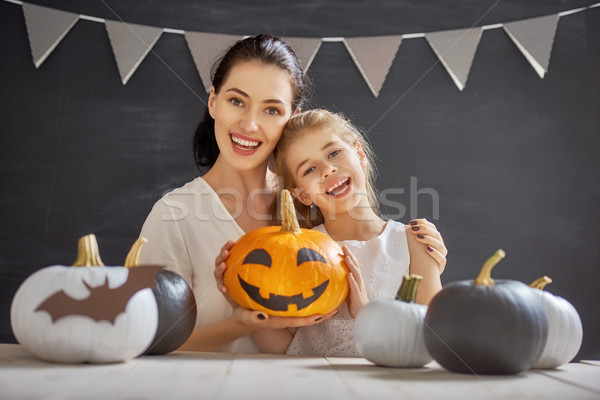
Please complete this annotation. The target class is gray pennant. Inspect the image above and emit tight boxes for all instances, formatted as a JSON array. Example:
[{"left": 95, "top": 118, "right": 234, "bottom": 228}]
[
  {"left": 22, "top": 3, "right": 79, "bottom": 68},
  {"left": 503, "top": 14, "right": 560, "bottom": 78},
  {"left": 343, "top": 35, "right": 403, "bottom": 97},
  {"left": 184, "top": 32, "right": 243, "bottom": 92},
  {"left": 105, "top": 20, "right": 163, "bottom": 85},
  {"left": 280, "top": 37, "right": 322, "bottom": 73},
  {"left": 425, "top": 27, "right": 483, "bottom": 91}
]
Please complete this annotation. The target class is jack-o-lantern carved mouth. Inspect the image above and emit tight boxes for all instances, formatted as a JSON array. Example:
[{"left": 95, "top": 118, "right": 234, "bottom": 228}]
[{"left": 238, "top": 275, "right": 329, "bottom": 312}]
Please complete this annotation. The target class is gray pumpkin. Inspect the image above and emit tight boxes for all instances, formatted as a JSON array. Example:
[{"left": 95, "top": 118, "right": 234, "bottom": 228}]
[{"left": 423, "top": 250, "right": 548, "bottom": 375}]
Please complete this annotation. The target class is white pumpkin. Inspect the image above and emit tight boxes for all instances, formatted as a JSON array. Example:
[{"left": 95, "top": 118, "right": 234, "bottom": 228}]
[
  {"left": 354, "top": 275, "right": 432, "bottom": 367},
  {"left": 10, "top": 235, "right": 159, "bottom": 363},
  {"left": 529, "top": 276, "right": 583, "bottom": 369}
]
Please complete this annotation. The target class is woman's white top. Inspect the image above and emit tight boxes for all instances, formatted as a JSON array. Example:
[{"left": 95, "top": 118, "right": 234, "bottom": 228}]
[
  {"left": 286, "top": 220, "right": 410, "bottom": 357},
  {"left": 139, "top": 177, "right": 260, "bottom": 353}
]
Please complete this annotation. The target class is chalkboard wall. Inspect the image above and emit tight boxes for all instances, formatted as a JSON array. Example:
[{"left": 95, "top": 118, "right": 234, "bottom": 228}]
[{"left": 1, "top": 0, "right": 599, "bottom": 360}]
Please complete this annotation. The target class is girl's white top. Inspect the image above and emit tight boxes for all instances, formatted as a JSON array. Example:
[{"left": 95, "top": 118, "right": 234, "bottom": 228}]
[
  {"left": 286, "top": 220, "right": 410, "bottom": 356},
  {"left": 139, "top": 177, "right": 259, "bottom": 353}
]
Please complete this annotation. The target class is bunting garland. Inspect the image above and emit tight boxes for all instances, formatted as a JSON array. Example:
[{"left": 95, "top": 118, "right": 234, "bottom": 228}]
[
  {"left": 105, "top": 20, "right": 163, "bottom": 85},
  {"left": 6, "top": 0, "right": 600, "bottom": 94},
  {"left": 425, "top": 28, "right": 483, "bottom": 91}
]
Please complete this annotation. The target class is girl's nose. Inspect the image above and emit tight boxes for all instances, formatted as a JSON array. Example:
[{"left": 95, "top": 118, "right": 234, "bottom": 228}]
[{"left": 321, "top": 164, "right": 337, "bottom": 179}]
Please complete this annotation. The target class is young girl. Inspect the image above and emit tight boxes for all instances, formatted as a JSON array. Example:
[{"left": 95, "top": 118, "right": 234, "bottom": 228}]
[
  {"left": 274, "top": 109, "right": 445, "bottom": 356},
  {"left": 215, "top": 109, "right": 446, "bottom": 355}
]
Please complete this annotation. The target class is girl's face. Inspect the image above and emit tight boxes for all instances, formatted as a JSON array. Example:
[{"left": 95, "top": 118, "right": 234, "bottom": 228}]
[
  {"left": 285, "top": 127, "right": 368, "bottom": 218},
  {"left": 208, "top": 61, "right": 295, "bottom": 171}
]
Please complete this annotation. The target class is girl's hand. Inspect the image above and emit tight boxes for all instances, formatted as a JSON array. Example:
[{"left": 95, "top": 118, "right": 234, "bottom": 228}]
[
  {"left": 408, "top": 218, "right": 448, "bottom": 274},
  {"left": 343, "top": 245, "right": 369, "bottom": 319},
  {"left": 214, "top": 240, "right": 237, "bottom": 307}
]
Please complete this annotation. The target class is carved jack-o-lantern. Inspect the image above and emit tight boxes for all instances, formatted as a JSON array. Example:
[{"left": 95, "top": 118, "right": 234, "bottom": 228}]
[{"left": 224, "top": 190, "right": 348, "bottom": 317}]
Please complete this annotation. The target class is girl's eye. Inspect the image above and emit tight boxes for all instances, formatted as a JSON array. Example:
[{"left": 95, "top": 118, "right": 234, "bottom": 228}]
[
  {"left": 303, "top": 167, "right": 315, "bottom": 176},
  {"left": 230, "top": 98, "right": 243, "bottom": 107},
  {"left": 266, "top": 107, "right": 281, "bottom": 116},
  {"left": 329, "top": 149, "right": 341, "bottom": 158}
]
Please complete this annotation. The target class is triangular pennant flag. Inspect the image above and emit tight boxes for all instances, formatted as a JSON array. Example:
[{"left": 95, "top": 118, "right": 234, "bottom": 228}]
[
  {"left": 343, "top": 35, "right": 403, "bottom": 97},
  {"left": 503, "top": 14, "right": 560, "bottom": 78},
  {"left": 105, "top": 20, "right": 163, "bottom": 85},
  {"left": 184, "top": 32, "right": 243, "bottom": 92},
  {"left": 425, "top": 27, "right": 483, "bottom": 91},
  {"left": 280, "top": 37, "right": 322, "bottom": 73},
  {"left": 22, "top": 3, "right": 79, "bottom": 68}
]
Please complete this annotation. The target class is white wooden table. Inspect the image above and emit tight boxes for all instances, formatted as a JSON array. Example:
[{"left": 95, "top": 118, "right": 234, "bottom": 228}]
[{"left": 1, "top": 344, "right": 599, "bottom": 399}]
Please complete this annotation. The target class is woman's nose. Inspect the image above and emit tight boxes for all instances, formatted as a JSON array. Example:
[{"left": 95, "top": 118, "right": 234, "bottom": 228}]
[{"left": 240, "top": 110, "right": 259, "bottom": 133}]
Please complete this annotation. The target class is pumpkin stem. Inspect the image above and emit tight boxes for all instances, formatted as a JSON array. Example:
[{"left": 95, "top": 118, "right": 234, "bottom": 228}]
[
  {"left": 529, "top": 276, "right": 552, "bottom": 290},
  {"left": 280, "top": 189, "right": 301, "bottom": 234},
  {"left": 124, "top": 237, "right": 148, "bottom": 268},
  {"left": 72, "top": 234, "right": 104, "bottom": 267},
  {"left": 473, "top": 249, "right": 505, "bottom": 286},
  {"left": 396, "top": 274, "right": 423, "bottom": 303}
]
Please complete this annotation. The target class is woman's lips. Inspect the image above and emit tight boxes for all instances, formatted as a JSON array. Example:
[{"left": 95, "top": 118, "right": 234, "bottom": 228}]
[{"left": 230, "top": 133, "right": 262, "bottom": 155}]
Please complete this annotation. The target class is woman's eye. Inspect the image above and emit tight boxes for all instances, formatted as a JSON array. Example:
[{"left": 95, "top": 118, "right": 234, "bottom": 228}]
[
  {"left": 329, "top": 149, "right": 341, "bottom": 158},
  {"left": 266, "top": 107, "right": 281, "bottom": 116},
  {"left": 303, "top": 167, "right": 315, "bottom": 176},
  {"left": 230, "top": 98, "right": 243, "bottom": 107}
]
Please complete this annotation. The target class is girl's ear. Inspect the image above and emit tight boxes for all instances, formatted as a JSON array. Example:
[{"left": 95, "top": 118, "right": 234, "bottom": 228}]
[
  {"left": 294, "top": 108, "right": 302, "bottom": 115},
  {"left": 208, "top": 86, "right": 216, "bottom": 119},
  {"left": 290, "top": 188, "right": 312, "bottom": 206},
  {"left": 355, "top": 142, "right": 367, "bottom": 168}
]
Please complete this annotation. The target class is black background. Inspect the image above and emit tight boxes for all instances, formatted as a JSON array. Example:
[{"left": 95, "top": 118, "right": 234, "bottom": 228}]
[{"left": 1, "top": 0, "right": 598, "bottom": 360}]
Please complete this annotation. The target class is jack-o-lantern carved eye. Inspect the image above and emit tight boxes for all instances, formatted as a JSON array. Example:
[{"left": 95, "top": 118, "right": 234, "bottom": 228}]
[
  {"left": 243, "top": 249, "right": 271, "bottom": 268},
  {"left": 297, "top": 248, "right": 326, "bottom": 266}
]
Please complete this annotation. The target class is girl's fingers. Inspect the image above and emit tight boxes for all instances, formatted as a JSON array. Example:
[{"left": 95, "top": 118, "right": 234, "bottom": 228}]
[{"left": 343, "top": 246, "right": 365, "bottom": 288}]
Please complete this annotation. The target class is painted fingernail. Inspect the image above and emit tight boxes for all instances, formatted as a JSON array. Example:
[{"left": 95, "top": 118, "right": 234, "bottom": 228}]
[
  {"left": 409, "top": 220, "right": 418, "bottom": 225},
  {"left": 417, "top": 234, "right": 425, "bottom": 239},
  {"left": 257, "top": 314, "right": 266, "bottom": 320},
  {"left": 427, "top": 246, "right": 434, "bottom": 252},
  {"left": 411, "top": 226, "right": 420, "bottom": 231},
  {"left": 315, "top": 317, "right": 322, "bottom": 322}
]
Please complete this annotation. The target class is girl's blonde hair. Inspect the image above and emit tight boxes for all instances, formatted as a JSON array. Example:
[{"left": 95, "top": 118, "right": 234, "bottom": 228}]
[{"left": 274, "top": 109, "right": 379, "bottom": 228}]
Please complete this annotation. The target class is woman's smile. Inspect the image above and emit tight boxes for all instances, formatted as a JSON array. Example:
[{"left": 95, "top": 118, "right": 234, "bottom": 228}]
[{"left": 230, "top": 132, "right": 263, "bottom": 155}]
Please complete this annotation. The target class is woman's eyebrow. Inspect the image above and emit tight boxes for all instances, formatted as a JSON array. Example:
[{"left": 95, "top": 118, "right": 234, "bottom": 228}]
[{"left": 225, "top": 87, "right": 286, "bottom": 105}]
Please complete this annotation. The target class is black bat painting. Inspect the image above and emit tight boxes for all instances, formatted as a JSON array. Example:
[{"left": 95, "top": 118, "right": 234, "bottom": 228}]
[{"left": 35, "top": 265, "right": 163, "bottom": 324}]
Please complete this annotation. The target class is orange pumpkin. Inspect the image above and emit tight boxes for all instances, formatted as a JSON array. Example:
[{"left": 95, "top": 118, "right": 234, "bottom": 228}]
[{"left": 224, "top": 190, "right": 348, "bottom": 317}]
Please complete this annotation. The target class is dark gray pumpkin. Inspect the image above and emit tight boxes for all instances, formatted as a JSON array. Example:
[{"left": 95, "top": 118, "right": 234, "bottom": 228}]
[
  {"left": 142, "top": 268, "right": 196, "bottom": 355},
  {"left": 423, "top": 250, "right": 548, "bottom": 375},
  {"left": 125, "top": 238, "right": 196, "bottom": 355}
]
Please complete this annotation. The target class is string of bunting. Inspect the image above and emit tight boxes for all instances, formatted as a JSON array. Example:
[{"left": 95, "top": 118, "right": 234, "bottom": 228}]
[{"left": 5, "top": 0, "right": 600, "bottom": 96}]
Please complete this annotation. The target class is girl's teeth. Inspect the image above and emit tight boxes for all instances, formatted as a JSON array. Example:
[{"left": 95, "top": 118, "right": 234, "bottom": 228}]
[{"left": 327, "top": 178, "right": 349, "bottom": 194}]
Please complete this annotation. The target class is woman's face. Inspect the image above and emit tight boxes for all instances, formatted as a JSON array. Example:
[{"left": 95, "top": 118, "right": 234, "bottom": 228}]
[
  {"left": 208, "top": 61, "right": 295, "bottom": 171},
  {"left": 285, "top": 127, "right": 368, "bottom": 218}
]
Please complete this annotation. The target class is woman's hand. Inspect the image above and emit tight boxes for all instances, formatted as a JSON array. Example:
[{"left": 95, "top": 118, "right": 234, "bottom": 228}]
[
  {"left": 408, "top": 218, "right": 447, "bottom": 274},
  {"left": 214, "top": 240, "right": 238, "bottom": 308},
  {"left": 343, "top": 245, "right": 369, "bottom": 319},
  {"left": 233, "top": 307, "right": 338, "bottom": 330}
]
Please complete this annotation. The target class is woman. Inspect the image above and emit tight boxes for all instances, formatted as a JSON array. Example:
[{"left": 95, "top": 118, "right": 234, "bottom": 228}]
[
  {"left": 140, "top": 34, "right": 447, "bottom": 353},
  {"left": 139, "top": 34, "right": 332, "bottom": 353}
]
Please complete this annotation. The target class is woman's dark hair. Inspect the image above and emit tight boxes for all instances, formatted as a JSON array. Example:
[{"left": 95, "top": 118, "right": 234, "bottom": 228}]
[{"left": 193, "top": 34, "right": 311, "bottom": 169}]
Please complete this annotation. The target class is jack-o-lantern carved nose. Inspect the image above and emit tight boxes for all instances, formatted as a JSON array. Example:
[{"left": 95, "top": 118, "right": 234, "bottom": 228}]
[{"left": 243, "top": 249, "right": 271, "bottom": 268}]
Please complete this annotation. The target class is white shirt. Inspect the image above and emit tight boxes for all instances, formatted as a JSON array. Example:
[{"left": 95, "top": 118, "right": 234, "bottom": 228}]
[
  {"left": 286, "top": 220, "right": 410, "bottom": 357},
  {"left": 139, "top": 177, "right": 260, "bottom": 353}
]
